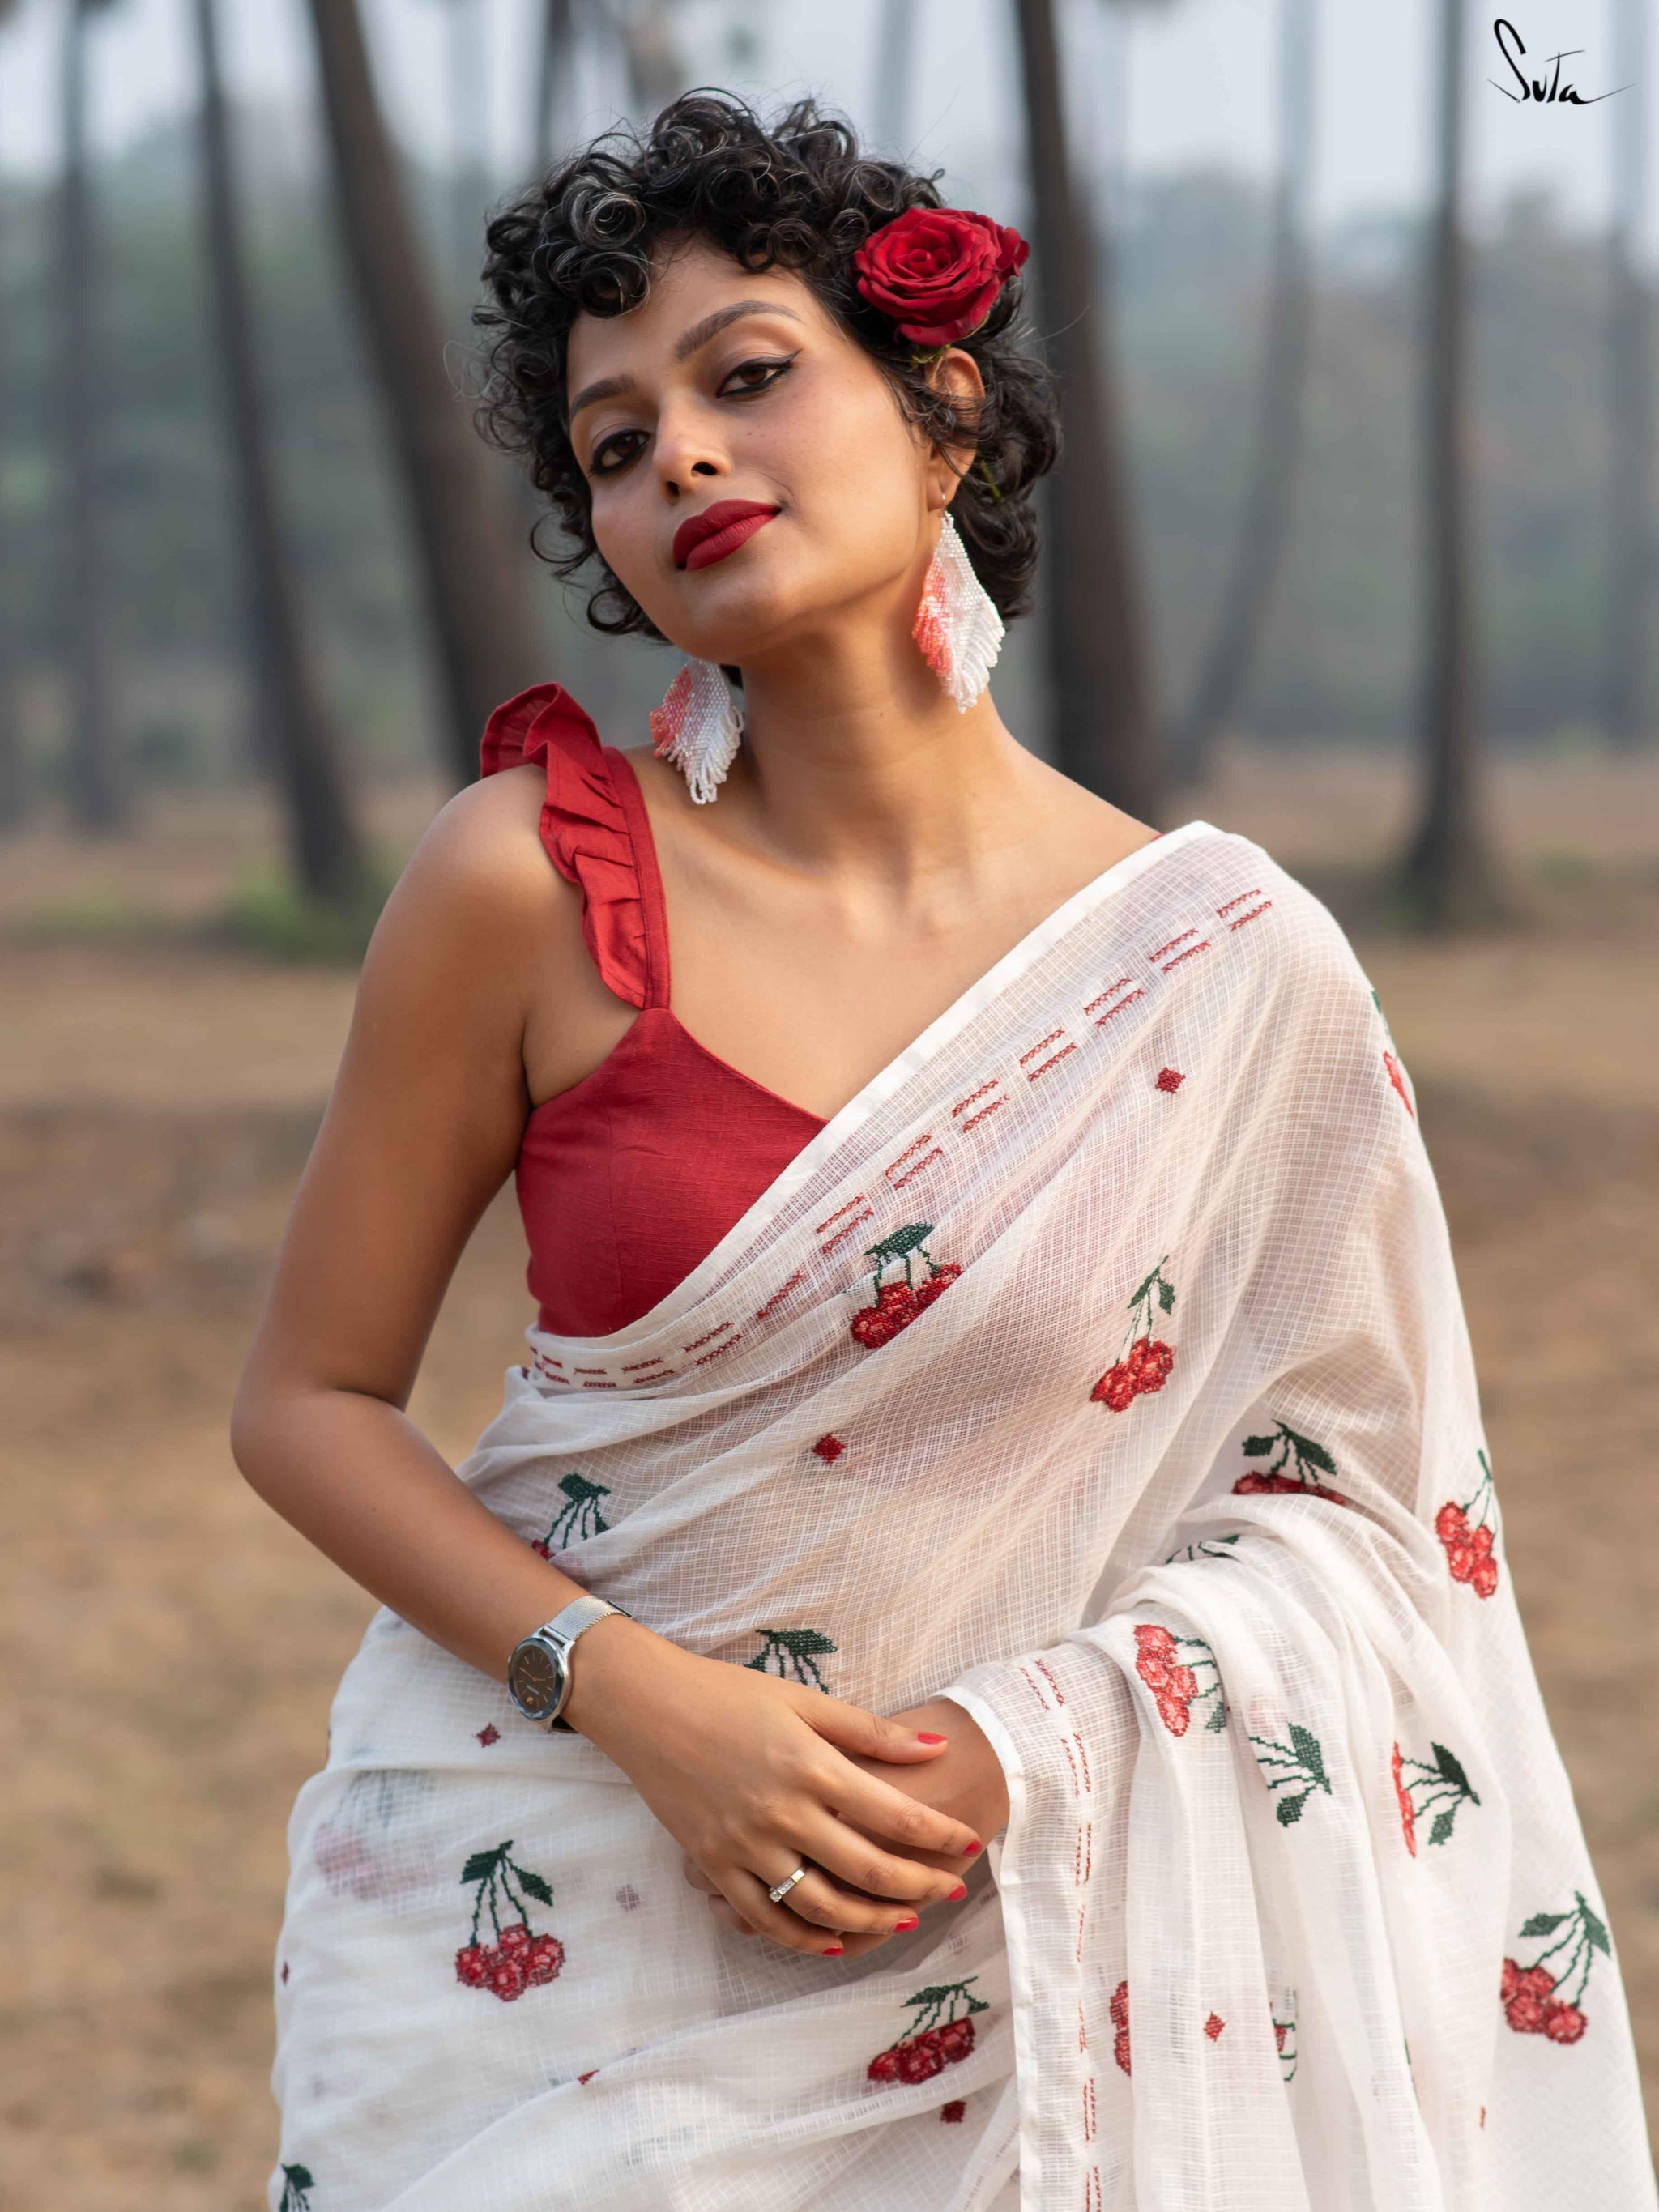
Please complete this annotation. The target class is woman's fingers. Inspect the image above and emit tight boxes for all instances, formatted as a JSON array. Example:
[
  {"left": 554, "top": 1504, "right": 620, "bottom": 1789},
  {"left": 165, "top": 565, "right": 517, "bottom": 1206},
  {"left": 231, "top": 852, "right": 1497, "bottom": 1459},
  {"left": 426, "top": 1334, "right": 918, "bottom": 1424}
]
[
  {"left": 805, "top": 1693, "right": 953, "bottom": 1766},
  {"left": 820, "top": 1762, "right": 982, "bottom": 1862},
  {"left": 718, "top": 1871, "right": 849, "bottom": 1957},
  {"left": 797, "top": 1807, "right": 972, "bottom": 1907},
  {"left": 683, "top": 1848, "right": 916, "bottom": 1940}
]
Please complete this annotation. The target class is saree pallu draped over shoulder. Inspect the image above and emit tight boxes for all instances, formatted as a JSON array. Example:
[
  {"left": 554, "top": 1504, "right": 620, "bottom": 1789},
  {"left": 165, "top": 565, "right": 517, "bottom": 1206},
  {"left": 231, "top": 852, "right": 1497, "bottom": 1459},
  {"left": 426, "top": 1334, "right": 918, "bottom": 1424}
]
[{"left": 271, "top": 822, "right": 1655, "bottom": 2212}]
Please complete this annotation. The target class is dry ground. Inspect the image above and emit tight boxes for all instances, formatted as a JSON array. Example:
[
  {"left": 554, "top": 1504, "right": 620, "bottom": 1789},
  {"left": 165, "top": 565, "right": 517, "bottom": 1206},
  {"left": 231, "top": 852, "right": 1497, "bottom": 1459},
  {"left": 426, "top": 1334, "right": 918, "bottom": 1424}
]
[{"left": 2, "top": 748, "right": 1657, "bottom": 2207}]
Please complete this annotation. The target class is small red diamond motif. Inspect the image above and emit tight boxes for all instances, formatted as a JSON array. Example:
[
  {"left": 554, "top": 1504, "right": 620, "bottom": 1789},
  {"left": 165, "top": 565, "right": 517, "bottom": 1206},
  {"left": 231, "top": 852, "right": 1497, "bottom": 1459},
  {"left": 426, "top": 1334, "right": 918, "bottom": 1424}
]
[
  {"left": 578, "top": 2069, "right": 599, "bottom": 2085},
  {"left": 280, "top": 1961, "right": 289, "bottom": 1984},
  {"left": 941, "top": 2099, "right": 966, "bottom": 2122},
  {"left": 1204, "top": 2011, "right": 1226, "bottom": 2040},
  {"left": 476, "top": 1723, "right": 501, "bottom": 1747},
  {"left": 1155, "top": 1067, "right": 1185, "bottom": 1093},
  {"left": 812, "top": 1434, "right": 846, "bottom": 1463}
]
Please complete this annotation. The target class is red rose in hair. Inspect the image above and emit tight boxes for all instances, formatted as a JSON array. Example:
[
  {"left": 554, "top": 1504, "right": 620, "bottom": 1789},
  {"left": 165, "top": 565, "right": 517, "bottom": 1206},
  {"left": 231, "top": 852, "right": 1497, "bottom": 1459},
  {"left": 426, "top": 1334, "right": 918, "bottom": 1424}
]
[{"left": 852, "top": 207, "right": 1030, "bottom": 347}]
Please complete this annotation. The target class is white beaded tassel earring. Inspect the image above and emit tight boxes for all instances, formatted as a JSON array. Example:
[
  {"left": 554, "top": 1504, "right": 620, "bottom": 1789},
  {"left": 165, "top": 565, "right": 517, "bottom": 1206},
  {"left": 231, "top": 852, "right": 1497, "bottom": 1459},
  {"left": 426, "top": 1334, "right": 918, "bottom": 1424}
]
[
  {"left": 649, "top": 659, "right": 745, "bottom": 804},
  {"left": 913, "top": 509, "right": 1005, "bottom": 710}
]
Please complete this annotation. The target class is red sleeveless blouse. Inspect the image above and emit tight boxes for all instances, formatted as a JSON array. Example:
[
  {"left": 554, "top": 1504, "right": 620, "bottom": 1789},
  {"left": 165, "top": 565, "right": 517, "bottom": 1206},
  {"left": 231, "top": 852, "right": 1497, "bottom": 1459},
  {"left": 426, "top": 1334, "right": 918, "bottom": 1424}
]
[{"left": 480, "top": 684, "right": 827, "bottom": 1339}]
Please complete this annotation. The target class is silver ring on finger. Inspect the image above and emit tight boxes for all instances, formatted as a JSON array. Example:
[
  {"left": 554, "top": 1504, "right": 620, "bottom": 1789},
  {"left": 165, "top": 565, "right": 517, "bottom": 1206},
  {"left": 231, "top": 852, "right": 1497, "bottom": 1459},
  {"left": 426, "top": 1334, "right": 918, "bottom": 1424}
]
[{"left": 766, "top": 1864, "right": 810, "bottom": 1905}]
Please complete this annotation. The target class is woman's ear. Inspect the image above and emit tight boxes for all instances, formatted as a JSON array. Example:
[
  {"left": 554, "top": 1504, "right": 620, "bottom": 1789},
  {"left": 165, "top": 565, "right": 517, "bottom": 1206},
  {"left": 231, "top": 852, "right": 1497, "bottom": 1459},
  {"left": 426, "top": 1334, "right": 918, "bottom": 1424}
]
[{"left": 925, "top": 347, "right": 987, "bottom": 508}]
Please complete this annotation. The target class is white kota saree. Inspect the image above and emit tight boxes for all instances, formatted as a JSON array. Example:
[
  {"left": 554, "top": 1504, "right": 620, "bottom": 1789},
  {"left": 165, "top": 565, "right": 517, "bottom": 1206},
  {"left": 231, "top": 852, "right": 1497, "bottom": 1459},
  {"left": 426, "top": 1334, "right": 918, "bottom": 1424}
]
[{"left": 271, "top": 820, "right": 1655, "bottom": 2212}]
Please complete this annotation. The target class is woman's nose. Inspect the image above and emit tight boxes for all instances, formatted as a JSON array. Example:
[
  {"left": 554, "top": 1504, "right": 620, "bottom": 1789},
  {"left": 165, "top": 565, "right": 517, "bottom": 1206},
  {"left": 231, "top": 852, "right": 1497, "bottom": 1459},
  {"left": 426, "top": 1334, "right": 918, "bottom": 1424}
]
[{"left": 655, "top": 408, "right": 728, "bottom": 501}]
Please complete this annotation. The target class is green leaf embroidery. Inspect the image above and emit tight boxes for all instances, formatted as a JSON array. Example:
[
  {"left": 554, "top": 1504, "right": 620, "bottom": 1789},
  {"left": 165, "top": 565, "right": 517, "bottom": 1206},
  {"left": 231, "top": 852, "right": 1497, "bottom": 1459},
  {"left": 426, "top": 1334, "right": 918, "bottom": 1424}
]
[
  {"left": 1581, "top": 1898, "right": 1612, "bottom": 1957},
  {"left": 1288, "top": 1724, "right": 1327, "bottom": 1786},
  {"left": 1519, "top": 1912, "right": 1569, "bottom": 1938},
  {"left": 1429, "top": 1809, "right": 1456, "bottom": 1848},
  {"left": 1283, "top": 1426, "right": 1337, "bottom": 1474},
  {"left": 1157, "top": 1278, "right": 1175, "bottom": 1312},
  {"left": 517, "top": 1869, "right": 554, "bottom": 1906},
  {"left": 865, "top": 1223, "right": 934, "bottom": 1264},
  {"left": 1433, "top": 1742, "right": 1473, "bottom": 1797},
  {"left": 1205, "top": 1699, "right": 1230, "bottom": 1732},
  {"left": 461, "top": 1848, "right": 501, "bottom": 1886},
  {"left": 1242, "top": 1434, "right": 1277, "bottom": 1457},
  {"left": 1276, "top": 1792, "right": 1311, "bottom": 1827}
]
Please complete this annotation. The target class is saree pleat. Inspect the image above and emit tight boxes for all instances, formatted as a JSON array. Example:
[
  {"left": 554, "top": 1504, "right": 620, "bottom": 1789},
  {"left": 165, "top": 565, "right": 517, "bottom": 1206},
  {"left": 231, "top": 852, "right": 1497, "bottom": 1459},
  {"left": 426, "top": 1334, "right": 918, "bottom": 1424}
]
[{"left": 271, "top": 822, "right": 1653, "bottom": 2210}]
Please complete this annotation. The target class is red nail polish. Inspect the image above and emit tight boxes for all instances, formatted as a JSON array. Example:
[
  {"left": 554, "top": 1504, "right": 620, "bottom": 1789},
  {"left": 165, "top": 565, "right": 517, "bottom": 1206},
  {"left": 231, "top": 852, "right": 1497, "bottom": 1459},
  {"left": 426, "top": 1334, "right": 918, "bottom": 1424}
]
[
  {"left": 963, "top": 1839, "right": 983, "bottom": 1856},
  {"left": 823, "top": 1944, "right": 844, "bottom": 1956},
  {"left": 895, "top": 1915, "right": 919, "bottom": 1932},
  {"left": 948, "top": 1881, "right": 968, "bottom": 1901},
  {"left": 915, "top": 1731, "right": 948, "bottom": 1744}
]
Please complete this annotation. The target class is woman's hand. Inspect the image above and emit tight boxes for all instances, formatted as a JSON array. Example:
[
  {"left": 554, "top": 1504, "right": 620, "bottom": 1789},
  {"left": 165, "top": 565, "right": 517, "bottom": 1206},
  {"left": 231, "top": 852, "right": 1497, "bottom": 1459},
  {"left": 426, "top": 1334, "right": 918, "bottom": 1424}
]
[
  {"left": 565, "top": 1619, "right": 984, "bottom": 1957},
  {"left": 678, "top": 1691, "right": 1009, "bottom": 1957}
]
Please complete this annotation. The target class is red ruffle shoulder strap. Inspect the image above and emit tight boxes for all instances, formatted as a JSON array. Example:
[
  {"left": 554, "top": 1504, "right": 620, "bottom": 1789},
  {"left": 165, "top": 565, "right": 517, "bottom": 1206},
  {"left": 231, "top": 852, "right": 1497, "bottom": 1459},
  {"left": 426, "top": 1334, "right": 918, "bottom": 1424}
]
[{"left": 478, "top": 683, "right": 666, "bottom": 1012}]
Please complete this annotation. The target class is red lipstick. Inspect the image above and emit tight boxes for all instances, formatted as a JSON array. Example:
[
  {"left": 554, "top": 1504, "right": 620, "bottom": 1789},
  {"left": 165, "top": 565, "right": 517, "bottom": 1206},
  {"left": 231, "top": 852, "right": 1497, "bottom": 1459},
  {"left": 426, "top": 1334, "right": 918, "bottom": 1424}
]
[{"left": 672, "top": 499, "right": 780, "bottom": 572}]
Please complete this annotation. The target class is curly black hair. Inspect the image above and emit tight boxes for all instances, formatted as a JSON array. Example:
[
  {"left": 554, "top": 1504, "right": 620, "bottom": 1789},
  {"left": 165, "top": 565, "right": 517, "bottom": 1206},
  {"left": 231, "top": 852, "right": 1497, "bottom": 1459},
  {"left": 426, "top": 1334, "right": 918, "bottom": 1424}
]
[{"left": 474, "top": 92, "right": 1059, "bottom": 639}]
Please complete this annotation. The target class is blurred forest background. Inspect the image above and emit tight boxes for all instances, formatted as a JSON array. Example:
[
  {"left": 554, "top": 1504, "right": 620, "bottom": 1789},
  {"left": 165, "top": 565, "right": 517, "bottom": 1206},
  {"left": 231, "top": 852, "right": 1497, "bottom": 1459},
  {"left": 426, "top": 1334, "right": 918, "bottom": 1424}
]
[{"left": 2, "top": 0, "right": 1657, "bottom": 2204}]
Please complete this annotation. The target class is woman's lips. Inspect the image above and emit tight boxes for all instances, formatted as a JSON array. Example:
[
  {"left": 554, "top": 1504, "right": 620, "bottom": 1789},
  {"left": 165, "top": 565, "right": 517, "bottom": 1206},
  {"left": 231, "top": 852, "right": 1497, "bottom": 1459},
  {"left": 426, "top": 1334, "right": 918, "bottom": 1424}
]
[{"left": 672, "top": 500, "right": 781, "bottom": 572}]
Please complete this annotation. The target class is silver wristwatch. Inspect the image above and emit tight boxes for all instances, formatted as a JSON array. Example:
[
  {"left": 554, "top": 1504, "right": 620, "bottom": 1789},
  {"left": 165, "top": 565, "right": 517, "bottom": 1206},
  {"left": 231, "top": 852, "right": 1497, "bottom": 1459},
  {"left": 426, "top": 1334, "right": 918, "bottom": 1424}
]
[{"left": 506, "top": 1594, "right": 632, "bottom": 1732}]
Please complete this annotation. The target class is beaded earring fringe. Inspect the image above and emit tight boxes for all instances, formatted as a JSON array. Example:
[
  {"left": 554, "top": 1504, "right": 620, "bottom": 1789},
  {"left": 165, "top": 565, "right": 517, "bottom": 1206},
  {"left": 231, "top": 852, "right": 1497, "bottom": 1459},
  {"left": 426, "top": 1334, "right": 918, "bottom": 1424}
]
[
  {"left": 649, "top": 660, "right": 744, "bottom": 804},
  {"left": 912, "top": 511, "right": 1004, "bottom": 712}
]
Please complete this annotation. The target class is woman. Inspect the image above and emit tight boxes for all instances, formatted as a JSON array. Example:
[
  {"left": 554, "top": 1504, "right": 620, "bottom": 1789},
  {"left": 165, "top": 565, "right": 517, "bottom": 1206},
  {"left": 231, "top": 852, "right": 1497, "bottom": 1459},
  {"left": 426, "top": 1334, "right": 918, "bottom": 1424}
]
[{"left": 233, "top": 95, "right": 1653, "bottom": 2212}]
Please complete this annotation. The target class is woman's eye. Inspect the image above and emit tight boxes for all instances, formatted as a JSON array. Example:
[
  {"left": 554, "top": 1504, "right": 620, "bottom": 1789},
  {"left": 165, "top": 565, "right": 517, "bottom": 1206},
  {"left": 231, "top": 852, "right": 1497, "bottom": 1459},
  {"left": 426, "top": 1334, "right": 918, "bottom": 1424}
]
[
  {"left": 590, "top": 429, "right": 646, "bottom": 477},
  {"left": 719, "top": 355, "right": 795, "bottom": 398}
]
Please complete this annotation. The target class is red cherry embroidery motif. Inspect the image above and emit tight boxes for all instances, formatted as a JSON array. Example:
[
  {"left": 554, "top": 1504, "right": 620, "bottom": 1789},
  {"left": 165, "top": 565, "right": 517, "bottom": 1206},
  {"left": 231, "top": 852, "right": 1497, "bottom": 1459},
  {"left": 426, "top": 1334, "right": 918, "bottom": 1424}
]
[
  {"left": 454, "top": 1841, "right": 565, "bottom": 2001},
  {"left": 1383, "top": 1049, "right": 1415, "bottom": 1117},
  {"left": 1392, "top": 1739, "right": 1479, "bottom": 1855},
  {"left": 867, "top": 1980, "right": 988, "bottom": 2086},
  {"left": 1502, "top": 1894, "right": 1608, "bottom": 2042},
  {"left": 1133, "top": 1621, "right": 1226, "bottom": 1735},
  {"left": 1090, "top": 1258, "right": 1177, "bottom": 1411},
  {"left": 1111, "top": 1979, "right": 1131, "bottom": 2075},
  {"left": 531, "top": 1472, "right": 612, "bottom": 1558},
  {"left": 1232, "top": 1420, "right": 1347, "bottom": 1503},
  {"left": 1272, "top": 1996, "right": 1299, "bottom": 2081},
  {"left": 850, "top": 1225, "right": 962, "bottom": 1348},
  {"left": 1435, "top": 1450, "right": 1500, "bottom": 1596}
]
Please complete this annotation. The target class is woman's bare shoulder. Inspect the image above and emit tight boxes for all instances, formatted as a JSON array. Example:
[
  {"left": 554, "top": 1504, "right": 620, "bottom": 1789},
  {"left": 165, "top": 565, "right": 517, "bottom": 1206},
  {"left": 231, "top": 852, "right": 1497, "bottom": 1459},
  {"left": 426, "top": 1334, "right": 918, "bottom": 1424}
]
[{"left": 381, "top": 762, "right": 576, "bottom": 940}]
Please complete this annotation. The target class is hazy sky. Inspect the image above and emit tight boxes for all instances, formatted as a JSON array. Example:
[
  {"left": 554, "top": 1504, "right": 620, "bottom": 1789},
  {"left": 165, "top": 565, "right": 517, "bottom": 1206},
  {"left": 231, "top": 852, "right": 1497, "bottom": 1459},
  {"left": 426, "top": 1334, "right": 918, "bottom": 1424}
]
[{"left": 0, "top": 0, "right": 1648, "bottom": 249}]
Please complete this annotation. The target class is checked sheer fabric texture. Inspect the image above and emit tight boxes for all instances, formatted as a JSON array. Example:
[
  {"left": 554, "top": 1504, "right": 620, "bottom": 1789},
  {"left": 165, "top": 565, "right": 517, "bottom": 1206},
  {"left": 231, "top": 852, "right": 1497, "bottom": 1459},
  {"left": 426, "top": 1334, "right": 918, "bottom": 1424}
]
[{"left": 271, "top": 823, "right": 1654, "bottom": 2212}]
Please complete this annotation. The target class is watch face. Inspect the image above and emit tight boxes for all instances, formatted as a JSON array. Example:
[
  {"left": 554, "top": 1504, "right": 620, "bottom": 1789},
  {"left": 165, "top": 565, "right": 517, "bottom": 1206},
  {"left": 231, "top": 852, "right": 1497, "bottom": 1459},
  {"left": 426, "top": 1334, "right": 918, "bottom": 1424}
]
[{"left": 508, "top": 1639, "right": 565, "bottom": 1721}]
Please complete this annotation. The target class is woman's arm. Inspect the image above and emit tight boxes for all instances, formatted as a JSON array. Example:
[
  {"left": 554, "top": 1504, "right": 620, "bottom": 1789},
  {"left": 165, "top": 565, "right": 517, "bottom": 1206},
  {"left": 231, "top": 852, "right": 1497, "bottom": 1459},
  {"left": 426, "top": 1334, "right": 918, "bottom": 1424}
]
[{"left": 232, "top": 770, "right": 980, "bottom": 1956}]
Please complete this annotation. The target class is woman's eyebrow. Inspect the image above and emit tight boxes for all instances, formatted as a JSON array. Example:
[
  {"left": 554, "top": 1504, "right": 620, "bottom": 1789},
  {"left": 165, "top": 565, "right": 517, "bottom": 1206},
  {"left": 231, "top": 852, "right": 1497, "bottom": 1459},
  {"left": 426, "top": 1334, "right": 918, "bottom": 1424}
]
[
  {"left": 672, "top": 300, "right": 803, "bottom": 362},
  {"left": 568, "top": 302, "right": 804, "bottom": 422}
]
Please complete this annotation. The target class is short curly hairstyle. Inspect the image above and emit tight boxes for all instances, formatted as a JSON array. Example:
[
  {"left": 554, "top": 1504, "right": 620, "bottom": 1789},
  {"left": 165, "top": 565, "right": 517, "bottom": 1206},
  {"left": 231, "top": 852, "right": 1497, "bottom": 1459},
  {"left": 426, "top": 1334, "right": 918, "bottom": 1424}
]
[{"left": 474, "top": 92, "right": 1059, "bottom": 639}]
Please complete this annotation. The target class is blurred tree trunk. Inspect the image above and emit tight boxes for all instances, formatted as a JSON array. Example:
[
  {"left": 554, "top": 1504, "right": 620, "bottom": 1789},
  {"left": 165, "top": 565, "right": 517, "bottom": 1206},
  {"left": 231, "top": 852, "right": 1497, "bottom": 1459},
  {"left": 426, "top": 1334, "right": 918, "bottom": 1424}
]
[
  {"left": 1605, "top": 0, "right": 1652, "bottom": 753},
  {"left": 0, "top": 0, "right": 23, "bottom": 829},
  {"left": 194, "top": 0, "right": 367, "bottom": 901},
  {"left": 872, "top": 0, "right": 918, "bottom": 155},
  {"left": 1167, "top": 0, "right": 1316, "bottom": 786},
  {"left": 1013, "top": 0, "right": 1157, "bottom": 819},
  {"left": 304, "top": 0, "right": 544, "bottom": 787},
  {"left": 62, "top": 0, "right": 122, "bottom": 831},
  {"left": 612, "top": 0, "right": 684, "bottom": 117},
  {"left": 1398, "top": 0, "right": 1499, "bottom": 925},
  {"left": 534, "top": 0, "right": 575, "bottom": 174},
  {"left": 442, "top": 0, "right": 489, "bottom": 290}
]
